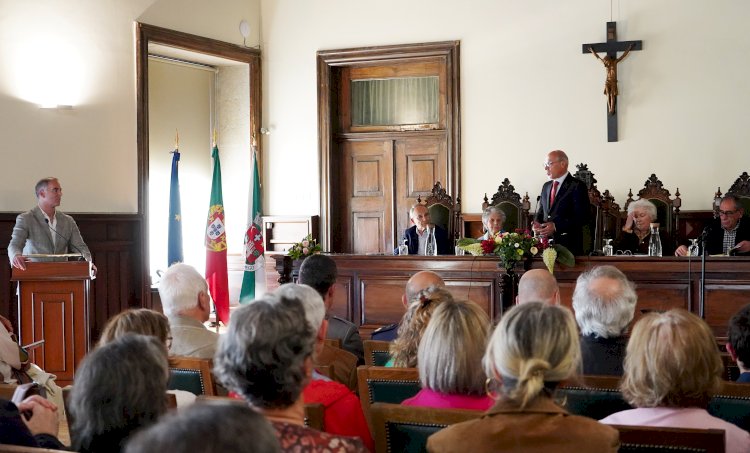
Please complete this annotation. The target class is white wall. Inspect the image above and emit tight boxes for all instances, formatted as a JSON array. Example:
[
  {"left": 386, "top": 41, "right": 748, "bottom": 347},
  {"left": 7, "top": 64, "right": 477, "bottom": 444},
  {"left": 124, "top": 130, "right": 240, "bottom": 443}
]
[
  {"left": 260, "top": 0, "right": 750, "bottom": 214},
  {"left": 0, "top": 0, "right": 259, "bottom": 213}
]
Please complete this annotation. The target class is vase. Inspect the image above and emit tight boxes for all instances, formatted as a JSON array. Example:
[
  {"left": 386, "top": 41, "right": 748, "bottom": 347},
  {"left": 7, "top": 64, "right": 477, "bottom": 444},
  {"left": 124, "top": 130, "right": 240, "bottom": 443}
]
[{"left": 498, "top": 259, "right": 528, "bottom": 311}]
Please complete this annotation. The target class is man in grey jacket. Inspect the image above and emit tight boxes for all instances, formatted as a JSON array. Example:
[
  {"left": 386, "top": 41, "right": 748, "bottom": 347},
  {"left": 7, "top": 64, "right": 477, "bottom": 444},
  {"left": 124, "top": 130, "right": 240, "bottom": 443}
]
[{"left": 8, "top": 177, "right": 93, "bottom": 271}]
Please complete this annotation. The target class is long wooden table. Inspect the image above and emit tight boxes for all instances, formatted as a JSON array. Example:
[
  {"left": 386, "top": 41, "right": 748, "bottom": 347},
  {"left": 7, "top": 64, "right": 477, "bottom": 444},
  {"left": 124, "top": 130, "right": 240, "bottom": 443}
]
[{"left": 273, "top": 254, "right": 750, "bottom": 338}]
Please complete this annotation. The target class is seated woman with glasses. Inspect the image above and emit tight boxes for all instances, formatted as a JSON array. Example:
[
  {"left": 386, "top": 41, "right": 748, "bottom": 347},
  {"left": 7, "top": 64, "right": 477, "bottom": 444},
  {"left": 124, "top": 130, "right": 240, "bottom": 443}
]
[
  {"left": 427, "top": 302, "right": 619, "bottom": 453},
  {"left": 402, "top": 299, "right": 493, "bottom": 410},
  {"left": 478, "top": 206, "right": 506, "bottom": 240},
  {"left": 614, "top": 199, "right": 673, "bottom": 255}
]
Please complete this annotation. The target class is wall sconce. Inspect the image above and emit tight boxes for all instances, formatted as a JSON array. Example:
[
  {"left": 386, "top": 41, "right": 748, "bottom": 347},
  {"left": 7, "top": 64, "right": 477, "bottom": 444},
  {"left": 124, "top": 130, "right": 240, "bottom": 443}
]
[{"left": 39, "top": 103, "right": 73, "bottom": 110}]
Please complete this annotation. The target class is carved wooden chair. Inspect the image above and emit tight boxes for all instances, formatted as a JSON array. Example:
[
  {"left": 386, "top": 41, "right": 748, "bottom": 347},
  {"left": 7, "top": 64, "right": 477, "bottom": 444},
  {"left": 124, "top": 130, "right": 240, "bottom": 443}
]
[
  {"left": 481, "top": 178, "right": 531, "bottom": 234},
  {"left": 613, "top": 425, "right": 726, "bottom": 453},
  {"left": 363, "top": 340, "right": 392, "bottom": 367},
  {"left": 356, "top": 365, "right": 420, "bottom": 428},
  {"left": 417, "top": 181, "right": 461, "bottom": 241},
  {"left": 625, "top": 174, "right": 682, "bottom": 249},
  {"left": 573, "top": 164, "right": 605, "bottom": 254},
  {"left": 168, "top": 356, "right": 218, "bottom": 396},
  {"left": 370, "top": 402, "right": 481, "bottom": 453},
  {"left": 600, "top": 189, "right": 623, "bottom": 244},
  {"left": 714, "top": 171, "right": 750, "bottom": 216}
]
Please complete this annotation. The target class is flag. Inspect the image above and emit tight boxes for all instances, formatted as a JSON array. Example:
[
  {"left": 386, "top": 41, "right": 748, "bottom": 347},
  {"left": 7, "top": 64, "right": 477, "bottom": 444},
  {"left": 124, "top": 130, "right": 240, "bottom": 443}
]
[
  {"left": 167, "top": 149, "right": 183, "bottom": 266},
  {"left": 205, "top": 145, "right": 230, "bottom": 324},
  {"left": 239, "top": 145, "right": 265, "bottom": 303}
]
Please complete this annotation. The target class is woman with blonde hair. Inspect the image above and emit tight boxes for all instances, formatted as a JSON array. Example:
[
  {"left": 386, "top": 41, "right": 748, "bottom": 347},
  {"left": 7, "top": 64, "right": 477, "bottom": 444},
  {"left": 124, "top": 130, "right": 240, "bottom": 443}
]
[
  {"left": 402, "top": 299, "right": 493, "bottom": 410},
  {"left": 98, "top": 308, "right": 171, "bottom": 348},
  {"left": 388, "top": 286, "right": 453, "bottom": 368},
  {"left": 601, "top": 309, "right": 750, "bottom": 452},
  {"left": 427, "top": 302, "right": 618, "bottom": 452}
]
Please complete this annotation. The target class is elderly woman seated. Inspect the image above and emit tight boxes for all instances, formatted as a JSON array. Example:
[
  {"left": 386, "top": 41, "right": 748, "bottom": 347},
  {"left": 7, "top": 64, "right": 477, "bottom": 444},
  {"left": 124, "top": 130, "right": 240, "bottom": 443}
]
[
  {"left": 69, "top": 334, "right": 170, "bottom": 453},
  {"left": 601, "top": 309, "right": 750, "bottom": 453},
  {"left": 427, "top": 303, "right": 619, "bottom": 452},
  {"left": 402, "top": 299, "right": 493, "bottom": 410},
  {"left": 478, "top": 206, "right": 506, "bottom": 240},
  {"left": 614, "top": 199, "right": 673, "bottom": 255},
  {"left": 388, "top": 286, "right": 454, "bottom": 368},
  {"left": 213, "top": 294, "right": 367, "bottom": 452}
]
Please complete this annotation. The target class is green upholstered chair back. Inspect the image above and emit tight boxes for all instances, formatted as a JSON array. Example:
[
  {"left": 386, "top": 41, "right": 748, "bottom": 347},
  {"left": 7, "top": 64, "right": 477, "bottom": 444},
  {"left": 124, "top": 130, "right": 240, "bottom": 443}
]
[
  {"left": 614, "top": 425, "right": 726, "bottom": 453},
  {"left": 483, "top": 178, "right": 530, "bottom": 234},
  {"left": 557, "top": 376, "right": 632, "bottom": 420},
  {"left": 357, "top": 366, "right": 420, "bottom": 427},
  {"left": 707, "top": 381, "right": 750, "bottom": 432},
  {"left": 363, "top": 340, "right": 392, "bottom": 367},
  {"left": 427, "top": 203, "right": 450, "bottom": 233},
  {"left": 167, "top": 357, "right": 217, "bottom": 396}
]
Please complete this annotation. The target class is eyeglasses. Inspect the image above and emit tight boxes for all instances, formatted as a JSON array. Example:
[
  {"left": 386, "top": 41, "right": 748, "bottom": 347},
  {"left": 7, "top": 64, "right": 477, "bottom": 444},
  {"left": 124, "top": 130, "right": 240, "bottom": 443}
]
[
  {"left": 544, "top": 160, "right": 561, "bottom": 169},
  {"left": 719, "top": 210, "right": 739, "bottom": 216}
]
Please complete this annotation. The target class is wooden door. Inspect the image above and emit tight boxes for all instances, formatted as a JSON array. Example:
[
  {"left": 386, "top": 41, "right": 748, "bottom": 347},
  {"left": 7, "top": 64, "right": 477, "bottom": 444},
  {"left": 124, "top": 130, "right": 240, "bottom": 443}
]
[{"left": 341, "top": 140, "right": 394, "bottom": 254}]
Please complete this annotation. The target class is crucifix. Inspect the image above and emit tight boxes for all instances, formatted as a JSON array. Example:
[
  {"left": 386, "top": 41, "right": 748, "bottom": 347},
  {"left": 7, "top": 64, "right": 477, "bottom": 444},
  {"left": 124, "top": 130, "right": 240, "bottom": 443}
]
[{"left": 582, "top": 22, "right": 642, "bottom": 142}]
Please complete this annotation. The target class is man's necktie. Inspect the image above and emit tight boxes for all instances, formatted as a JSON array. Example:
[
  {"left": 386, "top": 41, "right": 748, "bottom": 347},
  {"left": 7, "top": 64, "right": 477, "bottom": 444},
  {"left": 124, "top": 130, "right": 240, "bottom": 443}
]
[{"left": 550, "top": 180, "right": 559, "bottom": 207}]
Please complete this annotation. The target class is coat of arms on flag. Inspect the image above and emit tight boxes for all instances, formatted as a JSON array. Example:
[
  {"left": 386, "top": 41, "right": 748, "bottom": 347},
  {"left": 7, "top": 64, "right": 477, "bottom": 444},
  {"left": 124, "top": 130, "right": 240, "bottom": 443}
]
[
  {"left": 244, "top": 213, "right": 264, "bottom": 271},
  {"left": 205, "top": 205, "right": 227, "bottom": 251}
]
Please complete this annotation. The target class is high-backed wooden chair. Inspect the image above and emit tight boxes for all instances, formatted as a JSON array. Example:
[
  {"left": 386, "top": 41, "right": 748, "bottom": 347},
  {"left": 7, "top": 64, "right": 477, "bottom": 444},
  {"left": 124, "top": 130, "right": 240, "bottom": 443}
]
[
  {"left": 417, "top": 181, "right": 461, "bottom": 241},
  {"left": 357, "top": 366, "right": 420, "bottom": 428},
  {"left": 613, "top": 425, "right": 725, "bottom": 453},
  {"left": 600, "top": 189, "right": 623, "bottom": 244},
  {"left": 708, "top": 381, "right": 750, "bottom": 432},
  {"left": 625, "top": 174, "right": 682, "bottom": 249},
  {"left": 370, "top": 402, "right": 480, "bottom": 453},
  {"left": 714, "top": 171, "right": 750, "bottom": 216},
  {"left": 573, "top": 163, "right": 605, "bottom": 254},
  {"left": 481, "top": 178, "right": 531, "bottom": 234},
  {"left": 558, "top": 375, "right": 631, "bottom": 420},
  {"left": 323, "top": 338, "right": 342, "bottom": 349},
  {"left": 363, "top": 340, "right": 392, "bottom": 367},
  {"left": 168, "top": 356, "right": 217, "bottom": 396}
]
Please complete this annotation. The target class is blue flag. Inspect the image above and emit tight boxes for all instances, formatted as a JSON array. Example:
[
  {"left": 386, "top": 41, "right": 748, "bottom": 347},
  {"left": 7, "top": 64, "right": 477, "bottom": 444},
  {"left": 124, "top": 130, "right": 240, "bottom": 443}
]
[{"left": 168, "top": 149, "right": 183, "bottom": 265}]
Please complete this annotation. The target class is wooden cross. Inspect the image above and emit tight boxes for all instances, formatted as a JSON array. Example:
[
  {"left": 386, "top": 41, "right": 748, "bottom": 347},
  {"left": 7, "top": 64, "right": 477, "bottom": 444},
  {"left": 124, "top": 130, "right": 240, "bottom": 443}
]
[{"left": 582, "top": 22, "right": 642, "bottom": 142}]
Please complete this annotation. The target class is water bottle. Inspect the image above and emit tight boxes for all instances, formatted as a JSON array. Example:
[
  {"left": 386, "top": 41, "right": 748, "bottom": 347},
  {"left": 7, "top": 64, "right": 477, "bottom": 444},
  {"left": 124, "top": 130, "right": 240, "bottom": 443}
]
[
  {"left": 602, "top": 238, "right": 613, "bottom": 256},
  {"left": 398, "top": 239, "right": 409, "bottom": 256},
  {"left": 425, "top": 226, "right": 438, "bottom": 256},
  {"left": 430, "top": 228, "right": 439, "bottom": 256},
  {"left": 648, "top": 223, "right": 662, "bottom": 257}
]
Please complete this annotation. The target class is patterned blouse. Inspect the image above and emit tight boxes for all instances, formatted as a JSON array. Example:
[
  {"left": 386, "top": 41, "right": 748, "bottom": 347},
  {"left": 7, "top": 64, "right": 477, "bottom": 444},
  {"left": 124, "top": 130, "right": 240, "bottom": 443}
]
[{"left": 272, "top": 421, "right": 368, "bottom": 453}]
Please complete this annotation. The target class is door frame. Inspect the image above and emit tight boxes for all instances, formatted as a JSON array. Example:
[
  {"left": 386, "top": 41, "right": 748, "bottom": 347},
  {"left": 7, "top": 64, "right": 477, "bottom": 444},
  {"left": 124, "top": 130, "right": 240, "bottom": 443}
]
[{"left": 317, "top": 41, "right": 461, "bottom": 251}]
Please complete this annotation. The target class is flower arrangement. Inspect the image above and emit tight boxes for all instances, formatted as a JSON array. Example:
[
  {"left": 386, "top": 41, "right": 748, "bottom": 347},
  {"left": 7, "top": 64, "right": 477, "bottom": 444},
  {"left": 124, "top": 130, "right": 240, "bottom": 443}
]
[
  {"left": 287, "top": 234, "right": 322, "bottom": 260},
  {"left": 457, "top": 230, "right": 574, "bottom": 273}
]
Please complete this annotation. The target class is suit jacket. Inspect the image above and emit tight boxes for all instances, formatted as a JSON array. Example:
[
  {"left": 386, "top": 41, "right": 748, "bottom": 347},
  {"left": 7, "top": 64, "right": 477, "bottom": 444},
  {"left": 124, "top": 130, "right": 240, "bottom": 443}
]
[
  {"left": 7, "top": 206, "right": 92, "bottom": 262},
  {"left": 399, "top": 225, "right": 452, "bottom": 255},
  {"left": 580, "top": 334, "right": 627, "bottom": 376},
  {"left": 535, "top": 174, "right": 591, "bottom": 256},
  {"left": 167, "top": 315, "right": 219, "bottom": 359},
  {"left": 427, "top": 396, "right": 619, "bottom": 453},
  {"left": 702, "top": 217, "right": 750, "bottom": 255},
  {"left": 327, "top": 316, "right": 364, "bottom": 364}
]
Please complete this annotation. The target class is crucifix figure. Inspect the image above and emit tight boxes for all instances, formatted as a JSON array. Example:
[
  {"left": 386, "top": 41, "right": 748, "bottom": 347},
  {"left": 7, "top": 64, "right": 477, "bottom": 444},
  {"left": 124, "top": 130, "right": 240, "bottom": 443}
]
[{"left": 582, "top": 22, "right": 642, "bottom": 142}]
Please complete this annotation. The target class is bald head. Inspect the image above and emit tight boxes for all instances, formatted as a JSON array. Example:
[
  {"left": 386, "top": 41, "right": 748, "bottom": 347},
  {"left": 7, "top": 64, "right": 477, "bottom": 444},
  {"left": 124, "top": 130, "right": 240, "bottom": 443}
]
[
  {"left": 516, "top": 269, "right": 560, "bottom": 305},
  {"left": 403, "top": 271, "right": 445, "bottom": 305}
]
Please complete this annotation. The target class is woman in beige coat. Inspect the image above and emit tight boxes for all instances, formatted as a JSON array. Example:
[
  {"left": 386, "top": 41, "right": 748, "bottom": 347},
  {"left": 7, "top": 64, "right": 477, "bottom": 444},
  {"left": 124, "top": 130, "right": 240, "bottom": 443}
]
[{"left": 427, "top": 302, "right": 619, "bottom": 453}]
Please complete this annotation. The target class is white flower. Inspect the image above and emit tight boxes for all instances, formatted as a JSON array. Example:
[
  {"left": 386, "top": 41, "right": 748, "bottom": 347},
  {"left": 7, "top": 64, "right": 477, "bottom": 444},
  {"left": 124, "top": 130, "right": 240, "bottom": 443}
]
[
  {"left": 302, "top": 240, "right": 310, "bottom": 247},
  {"left": 514, "top": 243, "right": 520, "bottom": 248},
  {"left": 530, "top": 246, "right": 539, "bottom": 255}
]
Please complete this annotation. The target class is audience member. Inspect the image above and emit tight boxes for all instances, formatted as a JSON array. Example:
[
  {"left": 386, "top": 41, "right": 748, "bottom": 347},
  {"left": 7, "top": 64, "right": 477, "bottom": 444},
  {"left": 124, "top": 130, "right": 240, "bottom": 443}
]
[
  {"left": 397, "top": 204, "right": 452, "bottom": 255},
  {"left": 389, "top": 286, "right": 454, "bottom": 368},
  {"left": 402, "top": 299, "right": 492, "bottom": 410},
  {"left": 158, "top": 263, "right": 219, "bottom": 359},
  {"left": 371, "top": 270, "right": 445, "bottom": 341},
  {"left": 427, "top": 303, "right": 618, "bottom": 452},
  {"left": 69, "top": 334, "right": 170, "bottom": 453},
  {"left": 478, "top": 206, "right": 506, "bottom": 239},
  {"left": 0, "top": 314, "right": 26, "bottom": 383},
  {"left": 213, "top": 294, "right": 367, "bottom": 452},
  {"left": 125, "top": 402, "right": 280, "bottom": 453},
  {"left": 601, "top": 309, "right": 750, "bottom": 453},
  {"left": 97, "top": 308, "right": 196, "bottom": 406},
  {"left": 614, "top": 199, "right": 673, "bottom": 255},
  {"left": 516, "top": 269, "right": 560, "bottom": 305},
  {"left": 299, "top": 254, "right": 364, "bottom": 366},
  {"left": 572, "top": 265, "right": 637, "bottom": 376},
  {"left": 0, "top": 395, "right": 64, "bottom": 449},
  {"left": 728, "top": 304, "right": 750, "bottom": 383},
  {"left": 676, "top": 195, "right": 750, "bottom": 256},
  {"left": 274, "top": 283, "right": 373, "bottom": 451}
]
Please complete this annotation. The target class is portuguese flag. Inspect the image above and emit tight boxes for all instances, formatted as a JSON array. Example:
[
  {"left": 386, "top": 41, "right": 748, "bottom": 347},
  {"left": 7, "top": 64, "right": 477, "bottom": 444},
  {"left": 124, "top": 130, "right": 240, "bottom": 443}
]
[
  {"left": 205, "top": 145, "right": 230, "bottom": 324},
  {"left": 239, "top": 144, "right": 265, "bottom": 303}
]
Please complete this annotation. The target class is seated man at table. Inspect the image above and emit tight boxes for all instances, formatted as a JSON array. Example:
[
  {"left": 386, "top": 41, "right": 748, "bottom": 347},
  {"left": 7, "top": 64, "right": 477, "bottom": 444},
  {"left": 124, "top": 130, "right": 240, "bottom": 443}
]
[
  {"left": 727, "top": 304, "right": 750, "bottom": 383},
  {"left": 397, "top": 204, "right": 452, "bottom": 255},
  {"left": 676, "top": 195, "right": 750, "bottom": 256},
  {"left": 371, "top": 270, "right": 445, "bottom": 341},
  {"left": 572, "top": 265, "right": 637, "bottom": 376}
]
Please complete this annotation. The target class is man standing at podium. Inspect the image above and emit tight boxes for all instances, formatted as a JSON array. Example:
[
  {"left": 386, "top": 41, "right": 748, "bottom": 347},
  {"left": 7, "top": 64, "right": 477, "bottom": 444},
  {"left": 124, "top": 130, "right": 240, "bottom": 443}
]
[{"left": 8, "top": 177, "right": 93, "bottom": 271}]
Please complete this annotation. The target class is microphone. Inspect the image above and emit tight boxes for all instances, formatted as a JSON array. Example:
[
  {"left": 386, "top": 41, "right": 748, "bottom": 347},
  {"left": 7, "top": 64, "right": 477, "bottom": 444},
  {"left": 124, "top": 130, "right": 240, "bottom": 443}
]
[{"left": 45, "top": 218, "right": 86, "bottom": 260}]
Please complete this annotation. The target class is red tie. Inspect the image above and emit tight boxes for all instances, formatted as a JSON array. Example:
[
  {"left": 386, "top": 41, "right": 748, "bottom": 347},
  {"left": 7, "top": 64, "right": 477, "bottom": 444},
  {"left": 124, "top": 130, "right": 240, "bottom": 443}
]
[{"left": 550, "top": 180, "right": 559, "bottom": 206}]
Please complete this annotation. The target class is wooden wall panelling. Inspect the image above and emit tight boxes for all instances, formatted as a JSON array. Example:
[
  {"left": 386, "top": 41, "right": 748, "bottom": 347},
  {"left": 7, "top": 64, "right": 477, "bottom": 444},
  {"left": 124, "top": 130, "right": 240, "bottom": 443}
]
[{"left": 703, "top": 280, "right": 750, "bottom": 336}]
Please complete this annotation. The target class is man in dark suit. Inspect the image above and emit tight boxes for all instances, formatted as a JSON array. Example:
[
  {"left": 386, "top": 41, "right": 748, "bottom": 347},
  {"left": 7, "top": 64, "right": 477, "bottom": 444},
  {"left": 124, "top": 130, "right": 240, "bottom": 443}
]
[
  {"left": 533, "top": 150, "right": 591, "bottom": 256},
  {"left": 675, "top": 195, "right": 750, "bottom": 256},
  {"left": 398, "top": 204, "right": 452, "bottom": 255}
]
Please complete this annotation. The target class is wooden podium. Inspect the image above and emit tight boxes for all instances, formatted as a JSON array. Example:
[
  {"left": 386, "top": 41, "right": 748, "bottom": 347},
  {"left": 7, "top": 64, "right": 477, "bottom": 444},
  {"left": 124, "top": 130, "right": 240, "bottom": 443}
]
[{"left": 11, "top": 261, "right": 91, "bottom": 385}]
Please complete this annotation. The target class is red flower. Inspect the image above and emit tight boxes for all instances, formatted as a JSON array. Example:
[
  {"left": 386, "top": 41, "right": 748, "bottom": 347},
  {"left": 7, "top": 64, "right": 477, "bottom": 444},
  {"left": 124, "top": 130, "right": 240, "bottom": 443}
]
[{"left": 480, "top": 239, "right": 496, "bottom": 254}]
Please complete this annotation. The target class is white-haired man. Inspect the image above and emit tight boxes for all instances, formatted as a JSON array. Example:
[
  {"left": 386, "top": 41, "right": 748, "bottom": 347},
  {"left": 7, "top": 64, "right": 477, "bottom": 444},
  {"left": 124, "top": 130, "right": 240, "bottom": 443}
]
[
  {"left": 273, "top": 284, "right": 373, "bottom": 451},
  {"left": 158, "top": 263, "right": 218, "bottom": 359},
  {"left": 572, "top": 265, "right": 637, "bottom": 376}
]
